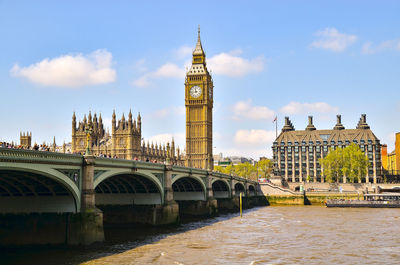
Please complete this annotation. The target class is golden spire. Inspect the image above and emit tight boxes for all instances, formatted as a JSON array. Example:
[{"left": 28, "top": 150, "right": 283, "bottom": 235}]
[{"left": 193, "top": 25, "right": 205, "bottom": 56}]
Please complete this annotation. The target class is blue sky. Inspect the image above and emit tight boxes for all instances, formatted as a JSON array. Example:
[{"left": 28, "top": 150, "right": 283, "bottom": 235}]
[{"left": 1, "top": 1, "right": 399, "bottom": 159}]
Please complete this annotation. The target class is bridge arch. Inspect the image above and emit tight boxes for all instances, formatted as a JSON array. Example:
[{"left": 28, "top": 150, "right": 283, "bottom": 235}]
[
  {"left": 211, "top": 179, "right": 231, "bottom": 198},
  {"left": 0, "top": 168, "right": 79, "bottom": 213},
  {"left": 172, "top": 175, "right": 206, "bottom": 201},
  {"left": 94, "top": 171, "right": 163, "bottom": 205},
  {"left": 248, "top": 184, "right": 256, "bottom": 196},
  {"left": 234, "top": 182, "right": 246, "bottom": 197}
]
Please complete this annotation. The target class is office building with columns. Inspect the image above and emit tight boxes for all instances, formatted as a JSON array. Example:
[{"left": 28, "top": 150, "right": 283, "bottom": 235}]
[{"left": 272, "top": 114, "right": 382, "bottom": 183}]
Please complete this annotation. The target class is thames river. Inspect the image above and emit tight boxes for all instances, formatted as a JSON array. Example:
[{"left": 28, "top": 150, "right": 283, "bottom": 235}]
[{"left": 3, "top": 206, "right": 400, "bottom": 264}]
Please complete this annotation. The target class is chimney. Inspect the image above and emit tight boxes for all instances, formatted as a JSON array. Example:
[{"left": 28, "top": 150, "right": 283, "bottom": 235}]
[
  {"left": 334, "top": 114, "right": 345, "bottom": 130},
  {"left": 305, "top": 116, "right": 316, "bottom": 131},
  {"left": 282, "top": 117, "right": 295, "bottom": 132}
]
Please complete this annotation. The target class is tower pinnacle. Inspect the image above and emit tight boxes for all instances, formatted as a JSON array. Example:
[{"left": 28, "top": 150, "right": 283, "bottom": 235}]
[{"left": 193, "top": 25, "right": 205, "bottom": 56}]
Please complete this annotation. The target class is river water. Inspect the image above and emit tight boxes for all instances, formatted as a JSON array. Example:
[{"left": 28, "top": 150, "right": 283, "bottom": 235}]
[{"left": 3, "top": 206, "right": 400, "bottom": 264}]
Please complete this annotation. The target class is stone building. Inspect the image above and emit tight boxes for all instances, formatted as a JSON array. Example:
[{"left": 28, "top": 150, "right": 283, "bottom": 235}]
[
  {"left": 20, "top": 132, "right": 32, "bottom": 148},
  {"left": 382, "top": 132, "right": 400, "bottom": 172},
  {"left": 185, "top": 26, "right": 214, "bottom": 170},
  {"left": 272, "top": 114, "right": 382, "bottom": 183},
  {"left": 72, "top": 110, "right": 184, "bottom": 165}
]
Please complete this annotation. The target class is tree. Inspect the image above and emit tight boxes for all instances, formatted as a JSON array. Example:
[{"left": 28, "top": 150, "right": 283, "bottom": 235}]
[
  {"left": 233, "top": 162, "right": 256, "bottom": 179},
  {"left": 320, "top": 143, "right": 369, "bottom": 183},
  {"left": 213, "top": 165, "right": 225, "bottom": 173},
  {"left": 256, "top": 159, "right": 273, "bottom": 179}
]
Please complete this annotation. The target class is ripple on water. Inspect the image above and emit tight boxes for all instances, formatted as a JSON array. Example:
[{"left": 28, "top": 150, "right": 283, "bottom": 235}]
[{"left": 23, "top": 207, "right": 399, "bottom": 265}]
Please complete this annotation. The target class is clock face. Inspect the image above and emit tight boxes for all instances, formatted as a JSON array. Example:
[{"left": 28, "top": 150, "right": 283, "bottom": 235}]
[{"left": 190, "top": 85, "right": 202, "bottom": 98}]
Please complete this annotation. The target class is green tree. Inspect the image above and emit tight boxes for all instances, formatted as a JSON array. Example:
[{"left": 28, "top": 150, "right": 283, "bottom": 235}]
[
  {"left": 256, "top": 159, "right": 273, "bottom": 179},
  {"left": 320, "top": 143, "right": 369, "bottom": 183},
  {"left": 233, "top": 162, "right": 256, "bottom": 179},
  {"left": 213, "top": 165, "right": 225, "bottom": 173}
]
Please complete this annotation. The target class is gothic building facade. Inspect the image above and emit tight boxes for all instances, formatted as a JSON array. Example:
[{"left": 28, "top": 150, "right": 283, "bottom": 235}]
[{"left": 71, "top": 110, "right": 184, "bottom": 165}]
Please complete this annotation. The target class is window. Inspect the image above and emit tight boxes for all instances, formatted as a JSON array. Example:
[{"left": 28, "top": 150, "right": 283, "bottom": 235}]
[
  {"left": 316, "top": 141, "right": 321, "bottom": 145},
  {"left": 360, "top": 140, "right": 365, "bottom": 144},
  {"left": 288, "top": 147, "right": 292, "bottom": 152},
  {"left": 323, "top": 141, "right": 328, "bottom": 145},
  {"left": 353, "top": 140, "right": 358, "bottom": 144},
  {"left": 368, "top": 139, "right": 372, "bottom": 144},
  {"left": 281, "top": 141, "right": 285, "bottom": 146},
  {"left": 295, "top": 141, "right": 299, "bottom": 146},
  {"left": 295, "top": 146, "right": 299, "bottom": 153},
  {"left": 309, "top": 141, "right": 313, "bottom": 145},
  {"left": 330, "top": 140, "right": 335, "bottom": 145},
  {"left": 368, "top": 145, "right": 373, "bottom": 152},
  {"left": 316, "top": 146, "right": 321, "bottom": 153},
  {"left": 302, "top": 146, "right": 306, "bottom": 152},
  {"left": 323, "top": 146, "right": 328, "bottom": 152},
  {"left": 288, "top": 141, "right": 292, "bottom": 146},
  {"left": 338, "top": 140, "right": 342, "bottom": 145},
  {"left": 309, "top": 146, "right": 313, "bottom": 152},
  {"left": 345, "top": 140, "right": 350, "bottom": 145}
]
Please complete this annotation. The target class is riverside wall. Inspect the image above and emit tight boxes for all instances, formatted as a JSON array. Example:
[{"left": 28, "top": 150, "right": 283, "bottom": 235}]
[{"left": 260, "top": 183, "right": 361, "bottom": 206}]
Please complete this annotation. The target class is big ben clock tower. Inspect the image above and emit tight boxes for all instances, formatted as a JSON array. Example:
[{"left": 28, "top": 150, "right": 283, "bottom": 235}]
[{"left": 185, "top": 26, "right": 213, "bottom": 170}]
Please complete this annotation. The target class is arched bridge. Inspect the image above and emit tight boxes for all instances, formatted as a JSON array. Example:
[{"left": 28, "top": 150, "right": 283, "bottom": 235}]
[{"left": 0, "top": 148, "right": 259, "bottom": 213}]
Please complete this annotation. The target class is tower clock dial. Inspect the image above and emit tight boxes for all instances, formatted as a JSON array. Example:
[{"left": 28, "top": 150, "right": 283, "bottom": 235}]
[{"left": 190, "top": 85, "right": 202, "bottom": 98}]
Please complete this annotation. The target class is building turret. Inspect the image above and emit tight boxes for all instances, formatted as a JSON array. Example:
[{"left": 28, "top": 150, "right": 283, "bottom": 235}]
[
  {"left": 72, "top": 112, "right": 76, "bottom": 132},
  {"left": 171, "top": 138, "right": 175, "bottom": 157},
  {"left": 333, "top": 114, "right": 345, "bottom": 130},
  {"left": 112, "top": 110, "right": 116, "bottom": 132},
  {"left": 137, "top": 112, "right": 141, "bottom": 132},
  {"left": 88, "top": 111, "right": 92, "bottom": 124},
  {"left": 52, "top": 136, "right": 56, "bottom": 152},
  {"left": 128, "top": 109, "right": 133, "bottom": 131},
  {"left": 305, "top": 116, "right": 316, "bottom": 131}
]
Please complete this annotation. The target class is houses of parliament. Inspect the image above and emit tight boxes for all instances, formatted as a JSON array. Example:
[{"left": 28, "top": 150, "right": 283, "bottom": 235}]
[{"left": 70, "top": 27, "right": 214, "bottom": 169}]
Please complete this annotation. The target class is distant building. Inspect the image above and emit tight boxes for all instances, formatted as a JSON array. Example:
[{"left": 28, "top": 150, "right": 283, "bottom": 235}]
[
  {"left": 20, "top": 132, "right": 32, "bottom": 148},
  {"left": 382, "top": 132, "right": 400, "bottom": 172},
  {"left": 272, "top": 114, "right": 382, "bottom": 183}
]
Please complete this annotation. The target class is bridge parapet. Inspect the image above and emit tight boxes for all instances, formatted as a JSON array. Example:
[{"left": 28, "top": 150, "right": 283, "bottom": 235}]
[{"left": 0, "top": 147, "right": 83, "bottom": 165}]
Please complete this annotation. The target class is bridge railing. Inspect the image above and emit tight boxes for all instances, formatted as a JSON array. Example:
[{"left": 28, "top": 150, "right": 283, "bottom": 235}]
[{"left": 0, "top": 147, "right": 83, "bottom": 164}]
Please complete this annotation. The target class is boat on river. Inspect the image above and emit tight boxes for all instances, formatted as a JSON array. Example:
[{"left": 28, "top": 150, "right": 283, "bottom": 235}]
[{"left": 326, "top": 193, "right": 400, "bottom": 208}]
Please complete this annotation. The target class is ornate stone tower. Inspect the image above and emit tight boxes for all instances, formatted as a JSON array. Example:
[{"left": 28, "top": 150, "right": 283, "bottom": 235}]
[
  {"left": 185, "top": 26, "right": 213, "bottom": 169},
  {"left": 20, "top": 132, "right": 32, "bottom": 148}
]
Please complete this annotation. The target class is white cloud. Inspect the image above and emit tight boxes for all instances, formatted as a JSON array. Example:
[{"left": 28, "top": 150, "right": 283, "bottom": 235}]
[
  {"left": 149, "top": 106, "right": 185, "bottom": 119},
  {"left": 207, "top": 50, "right": 264, "bottom": 77},
  {"left": 133, "top": 63, "right": 185, "bottom": 88},
  {"left": 280, "top": 102, "right": 339, "bottom": 115},
  {"left": 174, "top": 45, "right": 193, "bottom": 59},
  {"left": 10, "top": 49, "right": 116, "bottom": 88},
  {"left": 234, "top": 129, "right": 276, "bottom": 145},
  {"left": 233, "top": 99, "right": 275, "bottom": 121},
  {"left": 311, "top": 28, "right": 357, "bottom": 52},
  {"left": 362, "top": 39, "right": 400, "bottom": 54},
  {"left": 147, "top": 133, "right": 185, "bottom": 150},
  {"left": 134, "top": 59, "right": 147, "bottom": 72}
]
